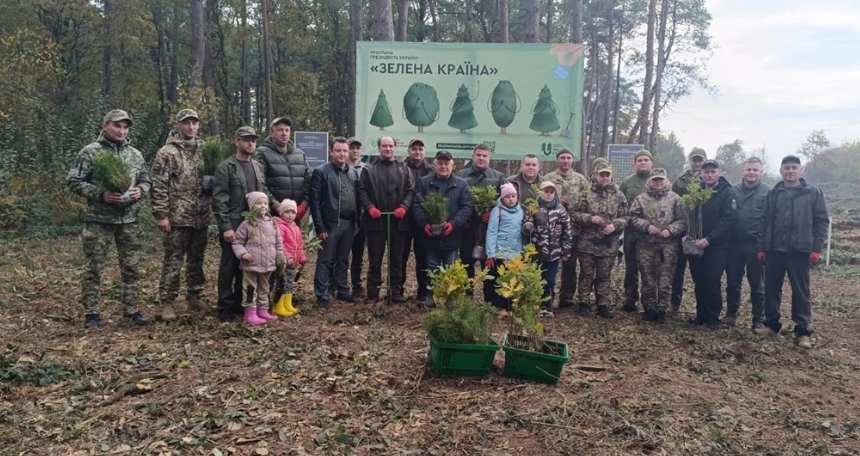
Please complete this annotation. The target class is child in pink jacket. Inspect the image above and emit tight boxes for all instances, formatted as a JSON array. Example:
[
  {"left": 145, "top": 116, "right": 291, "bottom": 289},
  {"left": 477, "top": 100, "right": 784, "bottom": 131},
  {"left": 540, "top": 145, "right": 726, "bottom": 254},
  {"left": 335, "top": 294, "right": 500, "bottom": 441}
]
[
  {"left": 232, "top": 191, "right": 284, "bottom": 326},
  {"left": 273, "top": 199, "right": 306, "bottom": 315}
]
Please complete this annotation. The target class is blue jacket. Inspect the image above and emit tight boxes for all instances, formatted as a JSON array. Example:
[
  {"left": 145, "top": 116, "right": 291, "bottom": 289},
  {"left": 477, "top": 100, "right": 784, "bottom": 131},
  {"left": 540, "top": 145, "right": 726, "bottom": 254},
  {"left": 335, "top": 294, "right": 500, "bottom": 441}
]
[
  {"left": 412, "top": 173, "right": 473, "bottom": 251},
  {"left": 486, "top": 199, "right": 524, "bottom": 260}
]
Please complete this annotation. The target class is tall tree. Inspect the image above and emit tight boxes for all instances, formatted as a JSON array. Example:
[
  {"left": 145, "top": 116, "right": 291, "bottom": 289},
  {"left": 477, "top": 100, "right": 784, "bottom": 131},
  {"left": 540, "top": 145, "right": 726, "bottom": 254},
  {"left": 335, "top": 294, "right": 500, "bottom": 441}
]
[
  {"left": 396, "top": 0, "right": 408, "bottom": 41},
  {"left": 523, "top": 0, "right": 540, "bottom": 43},
  {"left": 569, "top": 0, "right": 582, "bottom": 43},
  {"left": 239, "top": 0, "right": 250, "bottom": 124},
  {"left": 349, "top": 0, "right": 363, "bottom": 132},
  {"left": 497, "top": 0, "right": 510, "bottom": 42},
  {"left": 190, "top": 0, "right": 204, "bottom": 89},
  {"left": 261, "top": 0, "right": 274, "bottom": 124},
  {"left": 632, "top": 0, "right": 657, "bottom": 145},
  {"left": 373, "top": 0, "right": 395, "bottom": 41},
  {"left": 101, "top": 0, "right": 113, "bottom": 103},
  {"left": 648, "top": 0, "right": 671, "bottom": 152}
]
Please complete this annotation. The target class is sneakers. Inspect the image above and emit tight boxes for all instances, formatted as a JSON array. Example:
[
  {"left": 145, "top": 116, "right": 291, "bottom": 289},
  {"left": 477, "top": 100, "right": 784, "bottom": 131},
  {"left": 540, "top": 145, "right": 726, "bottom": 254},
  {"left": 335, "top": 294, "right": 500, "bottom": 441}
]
[
  {"left": 596, "top": 305, "right": 614, "bottom": 319},
  {"left": 796, "top": 335, "right": 812, "bottom": 349},
  {"left": 127, "top": 312, "right": 147, "bottom": 327},
  {"left": 84, "top": 313, "right": 102, "bottom": 330},
  {"left": 160, "top": 304, "right": 178, "bottom": 322},
  {"left": 539, "top": 309, "right": 555, "bottom": 318}
]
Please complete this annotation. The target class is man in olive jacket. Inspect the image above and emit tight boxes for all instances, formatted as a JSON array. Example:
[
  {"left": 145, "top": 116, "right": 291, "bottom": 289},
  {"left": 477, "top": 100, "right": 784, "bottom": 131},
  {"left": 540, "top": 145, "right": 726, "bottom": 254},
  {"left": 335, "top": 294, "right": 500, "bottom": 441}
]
[
  {"left": 671, "top": 148, "right": 706, "bottom": 312},
  {"left": 213, "top": 127, "right": 267, "bottom": 321},
  {"left": 456, "top": 143, "right": 505, "bottom": 279},
  {"left": 254, "top": 116, "right": 311, "bottom": 219},
  {"left": 756, "top": 155, "right": 829, "bottom": 349}
]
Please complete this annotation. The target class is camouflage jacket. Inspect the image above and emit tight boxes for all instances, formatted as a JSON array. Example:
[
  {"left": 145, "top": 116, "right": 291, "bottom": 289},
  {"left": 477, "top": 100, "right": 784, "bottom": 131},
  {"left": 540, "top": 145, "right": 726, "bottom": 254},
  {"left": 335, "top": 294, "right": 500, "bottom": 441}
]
[
  {"left": 628, "top": 189, "right": 687, "bottom": 246},
  {"left": 66, "top": 133, "right": 151, "bottom": 225},
  {"left": 150, "top": 134, "right": 211, "bottom": 228},
  {"left": 544, "top": 169, "right": 589, "bottom": 209},
  {"left": 571, "top": 183, "right": 628, "bottom": 256},
  {"left": 672, "top": 169, "right": 696, "bottom": 196},
  {"left": 525, "top": 197, "right": 574, "bottom": 262}
]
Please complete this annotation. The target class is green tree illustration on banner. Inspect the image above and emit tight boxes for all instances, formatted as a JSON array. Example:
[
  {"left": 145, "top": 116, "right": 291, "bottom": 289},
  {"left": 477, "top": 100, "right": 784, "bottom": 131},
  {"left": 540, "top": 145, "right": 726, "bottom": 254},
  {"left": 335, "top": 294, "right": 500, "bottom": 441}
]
[
  {"left": 403, "top": 83, "right": 440, "bottom": 132},
  {"left": 448, "top": 84, "right": 478, "bottom": 133},
  {"left": 369, "top": 89, "right": 394, "bottom": 130},
  {"left": 490, "top": 81, "right": 518, "bottom": 135},
  {"left": 529, "top": 85, "right": 561, "bottom": 135}
]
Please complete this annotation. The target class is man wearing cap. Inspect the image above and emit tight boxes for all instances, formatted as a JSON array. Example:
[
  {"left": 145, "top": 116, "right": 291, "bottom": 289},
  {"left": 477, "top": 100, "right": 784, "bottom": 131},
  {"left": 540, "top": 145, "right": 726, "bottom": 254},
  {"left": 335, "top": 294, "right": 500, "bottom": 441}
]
[
  {"left": 401, "top": 138, "right": 433, "bottom": 303},
  {"left": 570, "top": 160, "right": 627, "bottom": 318},
  {"left": 67, "top": 109, "right": 151, "bottom": 329},
  {"left": 671, "top": 148, "right": 706, "bottom": 312},
  {"left": 687, "top": 160, "right": 737, "bottom": 328},
  {"left": 254, "top": 116, "right": 311, "bottom": 219},
  {"left": 212, "top": 126, "right": 266, "bottom": 321},
  {"left": 359, "top": 136, "right": 415, "bottom": 303},
  {"left": 619, "top": 149, "right": 654, "bottom": 312},
  {"left": 628, "top": 168, "right": 687, "bottom": 322},
  {"left": 546, "top": 148, "right": 589, "bottom": 308},
  {"left": 347, "top": 138, "right": 370, "bottom": 297},
  {"left": 507, "top": 154, "right": 542, "bottom": 203},
  {"left": 756, "top": 155, "right": 829, "bottom": 349},
  {"left": 455, "top": 144, "right": 505, "bottom": 279},
  {"left": 150, "top": 109, "right": 211, "bottom": 321},
  {"left": 413, "top": 151, "right": 473, "bottom": 292},
  {"left": 724, "top": 156, "right": 769, "bottom": 328}
]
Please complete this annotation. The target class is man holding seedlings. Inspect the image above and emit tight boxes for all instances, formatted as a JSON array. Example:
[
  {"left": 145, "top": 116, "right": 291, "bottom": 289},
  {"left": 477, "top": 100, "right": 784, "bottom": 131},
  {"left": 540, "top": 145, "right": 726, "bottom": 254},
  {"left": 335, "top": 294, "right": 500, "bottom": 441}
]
[
  {"left": 254, "top": 116, "right": 311, "bottom": 219},
  {"left": 212, "top": 126, "right": 266, "bottom": 322},
  {"left": 359, "top": 136, "right": 415, "bottom": 303},
  {"left": 67, "top": 109, "right": 151, "bottom": 329},
  {"left": 545, "top": 148, "right": 589, "bottom": 309},
  {"left": 671, "top": 149, "right": 707, "bottom": 313},
  {"left": 619, "top": 149, "right": 655, "bottom": 313},
  {"left": 456, "top": 143, "right": 505, "bottom": 279},
  {"left": 724, "top": 156, "right": 769, "bottom": 328},
  {"left": 150, "top": 109, "right": 210, "bottom": 321},
  {"left": 401, "top": 138, "right": 433, "bottom": 304},
  {"left": 756, "top": 155, "right": 829, "bottom": 349}
]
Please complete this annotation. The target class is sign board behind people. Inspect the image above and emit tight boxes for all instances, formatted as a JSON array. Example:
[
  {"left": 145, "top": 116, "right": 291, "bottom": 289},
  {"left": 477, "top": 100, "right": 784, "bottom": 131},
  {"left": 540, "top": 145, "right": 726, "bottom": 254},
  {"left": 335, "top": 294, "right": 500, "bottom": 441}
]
[{"left": 296, "top": 131, "right": 330, "bottom": 170}]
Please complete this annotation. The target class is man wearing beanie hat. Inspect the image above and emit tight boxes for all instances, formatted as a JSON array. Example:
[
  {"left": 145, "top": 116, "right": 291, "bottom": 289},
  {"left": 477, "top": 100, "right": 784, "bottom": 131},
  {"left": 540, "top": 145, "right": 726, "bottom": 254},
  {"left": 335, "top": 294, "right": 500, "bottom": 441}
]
[
  {"left": 67, "top": 109, "right": 151, "bottom": 329},
  {"left": 570, "top": 161, "right": 627, "bottom": 318},
  {"left": 150, "top": 108, "right": 210, "bottom": 321},
  {"left": 254, "top": 116, "right": 312, "bottom": 221},
  {"left": 756, "top": 155, "right": 829, "bottom": 348},
  {"left": 456, "top": 144, "right": 505, "bottom": 281},
  {"left": 212, "top": 126, "right": 266, "bottom": 321},
  {"left": 619, "top": 149, "right": 654, "bottom": 312},
  {"left": 671, "top": 147, "right": 707, "bottom": 311},
  {"left": 545, "top": 148, "right": 590, "bottom": 308}
]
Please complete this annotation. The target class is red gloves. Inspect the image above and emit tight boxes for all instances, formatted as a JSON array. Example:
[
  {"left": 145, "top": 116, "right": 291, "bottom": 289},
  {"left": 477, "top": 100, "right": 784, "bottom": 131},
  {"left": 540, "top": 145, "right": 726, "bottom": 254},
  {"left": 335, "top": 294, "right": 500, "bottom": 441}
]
[
  {"left": 424, "top": 224, "right": 433, "bottom": 237},
  {"left": 756, "top": 251, "right": 766, "bottom": 263},
  {"left": 480, "top": 211, "right": 491, "bottom": 223},
  {"left": 442, "top": 222, "right": 454, "bottom": 236},
  {"left": 484, "top": 258, "right": 495, "bottom": 269},
  {"left": 393, "top": 206, "right": 407, "bottom": 219},
  {"left": 296, "top": 202, "right": 308, "bottom": 221},
  {"left": 810, "top": 251, "right": 822, "bottom": 264},
  {"left": 368, "top": 207, "right": 382, "bottom": 219}
]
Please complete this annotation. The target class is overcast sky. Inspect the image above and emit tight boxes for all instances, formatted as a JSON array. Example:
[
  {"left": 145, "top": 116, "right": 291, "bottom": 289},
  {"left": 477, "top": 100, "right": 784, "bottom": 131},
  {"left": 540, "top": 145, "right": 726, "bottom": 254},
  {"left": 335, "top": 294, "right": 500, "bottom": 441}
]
[{"left": 660, "top": 0, "right": 860, "bottom": 170}]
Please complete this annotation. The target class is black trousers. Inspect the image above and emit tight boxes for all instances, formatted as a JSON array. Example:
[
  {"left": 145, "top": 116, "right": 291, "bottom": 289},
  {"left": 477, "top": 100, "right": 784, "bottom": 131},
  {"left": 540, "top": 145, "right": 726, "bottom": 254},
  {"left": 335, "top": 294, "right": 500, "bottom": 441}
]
[
  {"left": 350, "top": 228, "right": 366, "bottom": 290},
  {"left": 367, "top": 229, "right": 407, "bottom": 294},
  {"left": 689, "top": 247, "right": 727, "bottom": 325},
  {"left": 459, "top": 222, "right": 482, "bottom": 278},
  {"left": 764, "top": 251, "right": 813, "bottom": 336},
  {"left": 671, "top": 238, "right": 690, "bottom": 309},
  {"left": 400, "top": 227, "right": 428, "bottom": 297},
  {"left": 484, "top": 260, "right": 510, "bottom": 310},
  {"left": 314, "top": 221, "right": 355, "bottom": 299},
  {"left": 217, "top": 235, "right": 243, "bottom": 315},
  {"left": 725, "top": 241, "right": 765, "bottom": 324}
]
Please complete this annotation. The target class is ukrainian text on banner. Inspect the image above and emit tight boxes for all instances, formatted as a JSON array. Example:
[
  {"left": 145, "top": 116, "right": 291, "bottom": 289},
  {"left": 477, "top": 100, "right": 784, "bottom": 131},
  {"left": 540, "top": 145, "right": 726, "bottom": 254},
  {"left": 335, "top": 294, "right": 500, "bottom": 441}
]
[{"left": 355, "top": 41, "right": 585, "bottom": 160}]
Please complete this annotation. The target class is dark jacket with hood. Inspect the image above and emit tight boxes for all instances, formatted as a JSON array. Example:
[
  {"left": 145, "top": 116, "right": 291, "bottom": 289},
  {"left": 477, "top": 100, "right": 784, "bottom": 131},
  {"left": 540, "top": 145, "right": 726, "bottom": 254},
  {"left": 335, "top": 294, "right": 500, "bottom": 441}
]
[
  {"left": 696, "top": 176, "right": 737, "bottom": 249},
  {"left": 731, "top": 181, "right": 770, "bottom": 244},
  {"left": 759, "top": 179, "right": 829, "bottom": 254},
  {"left": 254, "top": 138, "right": 310, "bottom": 209},
  {"left": 412, "top": 173, "right": 473, "bottom": 252},
  {"left": 309, "top": 162, "right": 360, "bottom": 235}
]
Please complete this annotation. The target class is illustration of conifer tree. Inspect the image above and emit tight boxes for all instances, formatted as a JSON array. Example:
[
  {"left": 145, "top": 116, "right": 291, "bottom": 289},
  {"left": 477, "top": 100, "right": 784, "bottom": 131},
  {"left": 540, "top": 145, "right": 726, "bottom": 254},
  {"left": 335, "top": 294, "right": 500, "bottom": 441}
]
[
  {"left": 403, "top": 83, "right": 439, "bottom": 133},
  {"left": 448, "top": 84, "right": 478, "bottom": 133},
  {"left": 369, "top": 89, "right": 394, "bottom": 130},
  {"left": 490, "top": 81, "right": 518, "bottom": 135},
  {"left": 529, "top": 85, "right": 561, "bottom": 135}
]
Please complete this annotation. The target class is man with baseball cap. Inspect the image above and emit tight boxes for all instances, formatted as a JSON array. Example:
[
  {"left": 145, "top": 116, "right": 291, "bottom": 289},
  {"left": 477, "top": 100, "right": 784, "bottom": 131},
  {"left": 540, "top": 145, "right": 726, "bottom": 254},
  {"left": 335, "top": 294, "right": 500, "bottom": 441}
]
[
  {"left": 150, "top": 108, "right": 211, "bottom": 321},
  {"left": 619, "top": 149, "right": 654, "bottom": 313},
  {"left": 401, "top": 137, "right": 433, "bottom": 304},
  {"left": 67, "top": 109, "right": 151, "bottom": 329},
  {"left": 756, "top": 155, "right": 829, "bottom": 349},
  {"left": 212, "top": 126, "right": 266, "bottom": 321},
  {"left": 671, "top": 148, "right": 707, "bottom": 312},
  {"left": 346, "top": 137, "right": 371, "bottom": 297},
  {"left": 254, "top": 116, "right": 311, "bottom": 220}
]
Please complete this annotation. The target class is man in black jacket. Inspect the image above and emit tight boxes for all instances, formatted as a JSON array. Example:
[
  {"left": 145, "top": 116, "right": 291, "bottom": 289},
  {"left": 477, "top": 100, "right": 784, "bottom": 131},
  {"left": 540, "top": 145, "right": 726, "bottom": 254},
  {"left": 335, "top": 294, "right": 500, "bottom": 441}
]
[
  {"left": 254, "top": 116, "right": 311, "bottom": 219},
  {"left": 402, "top": 138, "right": 433, "bottom": 304},
  {"left": 724, "top": 157, "right": 769, "bottom": 328},
  {"left": 455, "top": 144, "right": 505, "bottom": 279},
  {"left": 687, "top": 160, "right": 737, "bottom": 328},
  {"left": 756, "top": 155, "right": 829, "bottom": 349},
  {"left": 310, "top": 137, "right": 360, "bottom": 307},
  {"left": 359, "top": 136, "right": 415, "bottom": 303}
]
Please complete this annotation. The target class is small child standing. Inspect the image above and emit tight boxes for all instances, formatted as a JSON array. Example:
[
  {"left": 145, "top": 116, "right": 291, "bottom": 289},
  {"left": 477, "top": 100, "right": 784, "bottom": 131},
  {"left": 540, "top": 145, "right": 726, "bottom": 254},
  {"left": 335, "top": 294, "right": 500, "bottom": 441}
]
[
  {"left": 273, "top": 199, "right": 306, "bottom": 317},
  {"left": 484, "top": 183, "right": 524, "bottom": 309},
  {"left": 524, "top": 181, "right": 574, "bottom": 316},
  {"left": 232, "top": 191, "right": 285, "bottom": 326}
]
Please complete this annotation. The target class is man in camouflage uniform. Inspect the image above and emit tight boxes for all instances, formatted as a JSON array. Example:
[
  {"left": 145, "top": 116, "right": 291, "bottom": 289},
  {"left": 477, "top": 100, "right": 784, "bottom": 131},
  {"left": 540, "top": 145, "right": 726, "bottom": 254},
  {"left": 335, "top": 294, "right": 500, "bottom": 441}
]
[
  {"left": 546, "top": 148, "right": 589, "bottom": 308},
  {"left": 570, "top": 160, "right": 626, "bottom": 318},
  {"left": 150, "top": 109, "right": 211, "bottom": 321},
  {"left": 619, "top": 149, "right": 654, "bottom": 312},
  {"left": 67, "top": 109, "right": 151, "bottom": 329},
  {"left": 670, "top": 148, "right": 706, "bottom": 311},
  {"left": 628, "top": 169, "right": 687, "bottom": 322}
]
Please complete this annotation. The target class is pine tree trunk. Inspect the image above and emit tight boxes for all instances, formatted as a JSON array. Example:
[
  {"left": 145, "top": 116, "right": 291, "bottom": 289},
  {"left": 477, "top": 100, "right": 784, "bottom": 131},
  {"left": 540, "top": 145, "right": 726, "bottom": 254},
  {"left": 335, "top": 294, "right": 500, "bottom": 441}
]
[
  {"left": 240, "top": 0, "right": 250, "bottom": 124},
  {"left": 610, "top": 5, "right": 623, "bottom": 144},
  {"left": 497, "top": 0, "right": 510, "bottom": 43},
  {"left": 428, "top": 0, "right": 441, "bottom": 41},
  {"left": 261, "top": 0, "right": 275, "bottom": 124},
  {"left": 464, "top": 0, "right": 473, "bottom": 42},
  {"left": 373, "top": 0, "right": 395, "bottom": 41},
  {"left": 168, "top": 0, "right": 180, "bottom": 104},
  {"left": 545, "top": 0, "right": 553, "bottom": 43},
  {"left": 634, "top": 0, "right": 657, "bottom": 146},
  {"left": 396, "top": 0, "right": 408, "bottom": 41},
  {"left": 101, "top": 0, "right": 113, "bottom": 104},
  {"left": 568, "top": 0, "right": 582, "bottom": 43},
  {"left": 349, "top": 0, "right": 362, "bottom": 134},
  {"left": 523, "top": 0, "right": 540, "bottom": 43},
  {"left": 649, "top": 0, "right": 675, "bottom": 153},
  {"left": 204, "top": 0, "right": 222, "bottom": 136},
  {"left": 190, "top": 0, "right": 204, "bottom": 89},
  {"left": 600, "top": 9, "right": 614, "bottom": 156}
]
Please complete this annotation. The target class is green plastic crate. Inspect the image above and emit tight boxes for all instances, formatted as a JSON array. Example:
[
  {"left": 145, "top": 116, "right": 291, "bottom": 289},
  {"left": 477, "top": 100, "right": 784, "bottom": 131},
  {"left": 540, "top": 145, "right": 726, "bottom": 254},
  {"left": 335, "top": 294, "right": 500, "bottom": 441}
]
[
  {"left": 502, "top": 335, "right": 569, "bottom": 384},
  {"left": 428, "top": 338, "right": 499, "bottom": 377}
]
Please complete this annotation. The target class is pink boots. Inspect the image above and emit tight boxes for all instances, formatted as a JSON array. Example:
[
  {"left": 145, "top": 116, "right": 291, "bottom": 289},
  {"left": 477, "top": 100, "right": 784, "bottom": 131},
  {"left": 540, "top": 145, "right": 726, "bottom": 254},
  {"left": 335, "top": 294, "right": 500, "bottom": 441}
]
[
  {"left": 243, "top": 307, "right": 267, "bottom": 326},
  {"left": 257, "top": 307, "right": 278, "bottom": 321}
]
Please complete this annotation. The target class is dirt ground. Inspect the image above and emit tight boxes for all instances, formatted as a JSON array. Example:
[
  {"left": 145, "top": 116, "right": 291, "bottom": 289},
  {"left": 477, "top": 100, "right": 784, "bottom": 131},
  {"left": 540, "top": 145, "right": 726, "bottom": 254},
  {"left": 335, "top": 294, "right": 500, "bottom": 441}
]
[{"left": 1, "top": 232, "right": 859, "bottom": 456}]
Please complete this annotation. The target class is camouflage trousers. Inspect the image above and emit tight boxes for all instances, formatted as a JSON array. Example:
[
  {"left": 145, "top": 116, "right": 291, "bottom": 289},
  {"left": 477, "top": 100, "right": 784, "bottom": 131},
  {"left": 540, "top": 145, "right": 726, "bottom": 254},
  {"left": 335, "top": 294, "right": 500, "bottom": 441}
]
[
  {"left": 157, "top": 226, "right": 208, "bottom": 305},
  {"left": 576, "top": 254, "right": 615, "bottom": 308},
  {"left": 637, "top": 242, "right": 679, "bottom": 314},
  {"left": 272, "top": 265, "right": 300, "bottom": 297},
  {"left": 80, "top": 222, "right": 143, "bottom": 316}
]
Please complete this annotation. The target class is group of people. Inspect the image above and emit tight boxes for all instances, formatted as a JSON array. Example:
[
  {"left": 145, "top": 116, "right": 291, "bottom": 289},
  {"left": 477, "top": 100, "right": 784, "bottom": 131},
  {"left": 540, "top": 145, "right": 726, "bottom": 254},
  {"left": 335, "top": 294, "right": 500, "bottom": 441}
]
[{"left": 67, "top": 109, "right": 830, "bottom": 348}]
